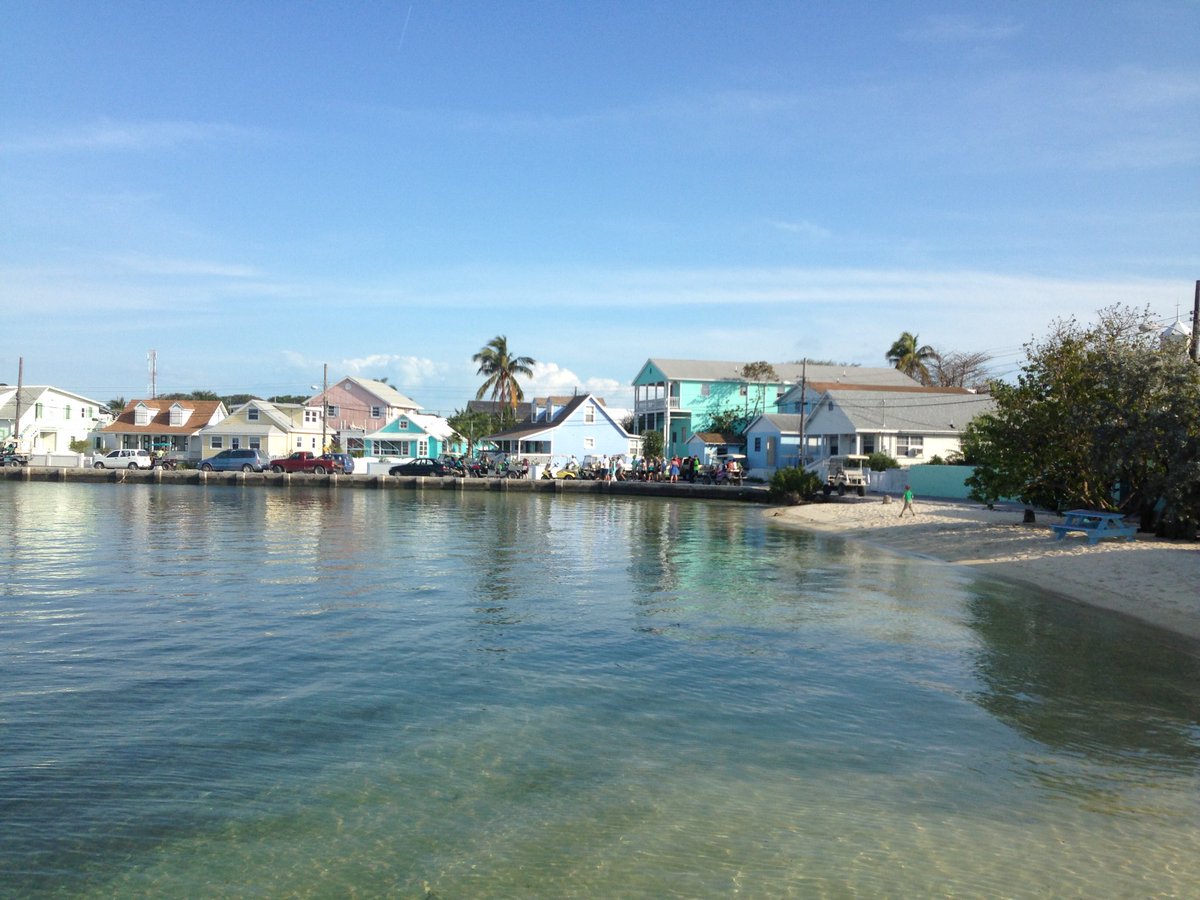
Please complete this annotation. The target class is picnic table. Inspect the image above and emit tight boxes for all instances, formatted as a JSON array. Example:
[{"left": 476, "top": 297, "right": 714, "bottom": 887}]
[{"left": 1050, "top": 510, "right": 1137, "bottom": 545}]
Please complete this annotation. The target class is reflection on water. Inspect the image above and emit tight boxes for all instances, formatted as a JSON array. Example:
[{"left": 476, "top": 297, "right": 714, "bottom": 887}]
[{"left": 1, "top": 482, "right": 1199, "bottom": 896}]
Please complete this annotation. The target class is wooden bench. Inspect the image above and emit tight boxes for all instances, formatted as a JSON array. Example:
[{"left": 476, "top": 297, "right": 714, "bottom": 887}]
[{"left": 1050, "top": 510, "right": 1137, "bottom": 545}]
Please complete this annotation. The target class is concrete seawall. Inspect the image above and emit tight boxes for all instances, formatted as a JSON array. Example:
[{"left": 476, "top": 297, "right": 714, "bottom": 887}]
[{"left": 0, "top": 467, "right": 771, "bottom": 503}]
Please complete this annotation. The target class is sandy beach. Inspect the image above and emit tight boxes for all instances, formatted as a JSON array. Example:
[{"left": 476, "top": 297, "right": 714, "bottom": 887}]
[{"left": 769, "top": 496, "right": 1200, "bottom": 644}]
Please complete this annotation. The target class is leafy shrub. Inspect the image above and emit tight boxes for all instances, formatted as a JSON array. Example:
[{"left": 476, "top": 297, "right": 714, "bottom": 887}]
[
  {"left": 867, "top": 452, "right": 900, "bottom": 472},
  {"left": 769, "top": 467, "right": 823, "bottom": 504}
]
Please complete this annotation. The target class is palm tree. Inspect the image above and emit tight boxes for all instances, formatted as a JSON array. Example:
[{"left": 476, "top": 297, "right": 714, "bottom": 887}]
[
  {"left": 473, "top": 335, "right": 535, "bottom": 424},
  {"left": 886, "top": 332, "right": 938, "bottom": 385}
]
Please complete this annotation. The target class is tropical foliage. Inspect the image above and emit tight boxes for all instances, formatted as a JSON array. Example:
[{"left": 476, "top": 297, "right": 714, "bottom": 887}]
[
  {"left": 768, "top": 467, "right": 823, "bottom": 504},
  {"left": 740, "top": 361, "right": 779, "bottom": 381},
  {"left": 473, "top": 335, "right": 535, "bottom": 425},
  {"left": 447, "top": 408, "right": 499, "bottom": 456},
  {"left": 886, "top": 332, "right": 938, "bottom": 385},
  {"left": 641, "top": 430, "right": 663, "bottom": 458},
  {"left": 962, "top": 306, "right": 1200, "bottom": 536}
]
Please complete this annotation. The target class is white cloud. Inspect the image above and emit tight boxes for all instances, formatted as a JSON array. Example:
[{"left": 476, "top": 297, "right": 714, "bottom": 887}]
[
  {"left": 0, "top": 118, "right": 262, "bottom": 154},
  {"left": 900, "top": 14, "right": 1023, "bottom": 43}
]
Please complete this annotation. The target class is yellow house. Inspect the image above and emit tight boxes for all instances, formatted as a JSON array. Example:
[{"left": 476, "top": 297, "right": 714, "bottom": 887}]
[{"left": 197, "top": 399, "right": 326, "bottom": 461}]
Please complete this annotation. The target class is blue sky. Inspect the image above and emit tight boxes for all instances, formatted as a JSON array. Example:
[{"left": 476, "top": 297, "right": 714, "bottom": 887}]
[{"left": 2, "top": 1, "right": 1196, "bottom": 411}]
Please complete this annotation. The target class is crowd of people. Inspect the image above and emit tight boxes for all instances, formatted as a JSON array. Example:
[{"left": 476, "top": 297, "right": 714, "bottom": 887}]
[{"left": 485, "top": 453, "right": 744, "bottom": 484}]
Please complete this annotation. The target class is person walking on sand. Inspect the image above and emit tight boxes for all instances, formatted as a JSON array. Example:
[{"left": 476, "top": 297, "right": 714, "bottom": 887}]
[{"left": 899, "top": 485, "right": 916, "bottom": 518}]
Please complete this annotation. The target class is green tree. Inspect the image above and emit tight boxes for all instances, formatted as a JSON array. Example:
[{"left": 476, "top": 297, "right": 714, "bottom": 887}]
[
  {"left": 106, "top": 397, "right": 126, "bottom": 413},
  {"left": 963, "top": 306, "right": 1200, "bottom": 534},
  {"left": 448, "top": 408, "right": 499, "bottom": 457},
  {"left": 473, "top": 335, "right": 535, "bottom": 426},
  {"left": 641, "top": 430, "right": 663, "bottom": 458},
  {"left": 886, "top": 332, "right": 938, "bottom": 385},
  {"left": 707, "top": 406, "right": 749, "bottom": 435}
]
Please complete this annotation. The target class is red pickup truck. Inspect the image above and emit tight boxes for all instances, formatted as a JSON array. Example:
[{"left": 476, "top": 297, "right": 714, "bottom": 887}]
[{"left": 268, "top": 451, "right": 345, "bottom": 475}]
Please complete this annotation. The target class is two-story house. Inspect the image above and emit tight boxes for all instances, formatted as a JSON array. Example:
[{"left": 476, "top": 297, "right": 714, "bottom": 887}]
[
  {"left": 0, "top": 384, "right": 109, "bottom": 454},
  {"left": 484, "top": 395, "right": 639, "bottom": 464},
  {"left": 631, "top": 359, "right": 920, "bottom": 458},
  {"left": 196, "top": 399, "right": 326, "bottom": 461},
  {"left": 309, "top": 377, "right": 422, "bottom": 453}
]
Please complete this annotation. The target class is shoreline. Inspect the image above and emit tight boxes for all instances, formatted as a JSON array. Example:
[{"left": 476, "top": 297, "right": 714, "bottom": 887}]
[{"left": 768, "top": 496, "right": 1200, "bottom": 646}]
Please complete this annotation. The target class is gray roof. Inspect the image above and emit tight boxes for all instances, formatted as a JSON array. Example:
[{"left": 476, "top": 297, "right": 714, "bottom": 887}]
[
  {"left": 815, "top": 389, "right": 994, "bottom": 433},
  {"left": 643, "top": 358, "right": 920, "bottom": 388}
]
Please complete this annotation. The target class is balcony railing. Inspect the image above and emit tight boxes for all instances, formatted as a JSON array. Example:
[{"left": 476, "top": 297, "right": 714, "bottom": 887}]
[{"left": 633, "top": 396, "right": 682, "bottom": 413}]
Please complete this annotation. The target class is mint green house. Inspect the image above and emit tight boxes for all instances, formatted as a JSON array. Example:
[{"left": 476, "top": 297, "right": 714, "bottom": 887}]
[
  {"left": 362, "top": 412, "right": 463, "bottom": 459},
  {"left": 632, "top": 359, "right": 804, "bottom": 458},
  {"left": 632, "top": 358, "right": 924, "bottom": 458}
]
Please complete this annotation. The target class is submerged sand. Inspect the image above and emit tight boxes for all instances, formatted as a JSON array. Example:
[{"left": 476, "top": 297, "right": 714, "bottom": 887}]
[{"left": 769, "top": 496, "right": 1200, "bottom": 643}]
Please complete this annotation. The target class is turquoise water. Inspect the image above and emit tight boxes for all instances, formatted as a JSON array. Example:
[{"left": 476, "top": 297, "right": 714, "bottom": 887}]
[{"left": 2, "top": 482, "right": 1199, "bottom": 897}]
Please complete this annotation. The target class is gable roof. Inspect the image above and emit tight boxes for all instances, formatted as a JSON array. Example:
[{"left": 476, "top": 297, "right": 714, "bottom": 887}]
[
  {"left": 0, "top": 385, "right": 107, "bottom": 419},
  {"left": 746, "top": 414, "right": 806, "bottom": 434},
  {"left": 321, "top": 377, "right": 420, "bottom": 411},
  {"left": 466, "top": 399, "right": 534, "bottom": 420},
  {"left": 483, "top": 394, "right": 629, "bottom": 442},
  {"left": 100, "top": 399, "right": 226, "bottom": 434},
  {"left": 809, "top": 389, "right": 993, "bottom": 433},
  {"left": 639, "top": 358, "right": 920, "bottom": 387}
]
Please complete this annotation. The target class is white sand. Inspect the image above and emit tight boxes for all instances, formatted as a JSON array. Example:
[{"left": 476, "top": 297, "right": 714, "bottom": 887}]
[{"left": 769, "top": 496, "right": 1200, "bottom": 642}]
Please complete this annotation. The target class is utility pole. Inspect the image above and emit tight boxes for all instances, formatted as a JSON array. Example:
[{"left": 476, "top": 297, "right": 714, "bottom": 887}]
[
  {"left": 13, "top": 357, "right": 24, "bottom": 449},
  {"left": 321, "top": 363, "right": 329, "bottom": 453},
  {"left": 797, "top": 359, "right": 807, "bottom": 469}
]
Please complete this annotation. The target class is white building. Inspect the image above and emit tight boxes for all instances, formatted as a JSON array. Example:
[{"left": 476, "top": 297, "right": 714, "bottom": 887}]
[{"left": 0, "top": 385, "right": 109, "bottom": 453}]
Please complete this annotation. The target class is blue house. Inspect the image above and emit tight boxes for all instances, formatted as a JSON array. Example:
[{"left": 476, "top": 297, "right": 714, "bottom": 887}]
[
  {"left": 363, "top": 412, "right": 463, "bottom": 459},
  {"left": 483, "top": 394, "right": 639, "bottom": 464}
]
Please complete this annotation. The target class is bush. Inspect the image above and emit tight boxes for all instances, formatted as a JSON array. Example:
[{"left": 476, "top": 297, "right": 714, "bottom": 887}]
[
  {"left": 769, "top": 467, "right": 823, "bottom": 504},
  {"left": 867, "top": 452, "right": 900, "bottom": 472}
]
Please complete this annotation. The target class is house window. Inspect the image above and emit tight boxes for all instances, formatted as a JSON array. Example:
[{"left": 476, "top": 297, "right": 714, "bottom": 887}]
[
  {"left": 231, "top": 438, "right": 241, "bottom": 450},
  {"left": 754, "top": 437, "right": 762, "bottom": 452},
  {"left": 371, "top": 406, "right": 382, "bottom": 419},
  {"left": 325, "top": 404, "right": 339, "bottom": 418},
  {"left": 700, "top": 384, "right": 711, "bottom": 397},
  {"left": 134, "top": 405, "right": 150, "bottom": 426},
  {"left": 418, "top": 440, "right": 428, "bottom": 456},
  {"left": 249, "top": 438, "right": 261, "bottom": 450},
  {"left": 584, "top": 405, "right": 595, "bottom": 424},
  {"left": 897, "top": 434, "right": 924, "bottom": 458},
  {"left": 861, "top": 435, "right": 876, "bottom": 455},
  {"left": 399, "top": 420, "right": 409, "bottom": 430},
  {"left": 829, "top": 437, "right": 839, "bottom": 456},
  {"left": 304, "top": 409, "right": 321, "bottom": 424},
  {"left": 296, "top": 437, "right": 303, "bottom": 448},
  {"left": 64, "top": 404, "right": 72, "bottom": 419},
  {"left": 584, "top": 437, "right": 595, "bottom": 449},
  {"left": 211, "top": 436, "right": 224, "bottom": 449},
  {"left": 35, "top": 403, "right": 44, "bottom": 419},
  {"left": 739, "top": 385, "right": 748, "bottom": 397},
  {"left": 169, "top": 405, "right": 184, "bottom": 427},
  {"left": 247, "top": 408, "right": 259, "bottom": 421}
]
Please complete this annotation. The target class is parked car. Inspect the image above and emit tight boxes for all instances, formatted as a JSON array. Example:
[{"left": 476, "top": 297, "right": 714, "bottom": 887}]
[
  {"left": 388, "top": 457, "right": 459, "bottom": 477},
  {"left": 329, "top": 453, "right": 355, "bottom": 474},
  {"left": 198, "top": 448, "right": 271, "bottom": 472},
  {"left": 93, "top": 449, "right": 152, "bottom": 469}
]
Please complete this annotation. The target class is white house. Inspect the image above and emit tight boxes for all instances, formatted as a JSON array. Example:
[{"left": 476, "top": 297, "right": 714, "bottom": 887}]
[
  {"left": 0, "top": 385, "right": 109, "bottom": 453},
  {"left": 483, "top": 394, "right": 639, "bottom": 465},
  {"left": 802, "top": 386, "right": 994, "bottom": 465}
]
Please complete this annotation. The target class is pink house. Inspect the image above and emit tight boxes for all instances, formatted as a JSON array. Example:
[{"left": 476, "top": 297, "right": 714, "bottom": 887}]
[{"left": 307, "top": 377, "right": 421, "bottom": 452}]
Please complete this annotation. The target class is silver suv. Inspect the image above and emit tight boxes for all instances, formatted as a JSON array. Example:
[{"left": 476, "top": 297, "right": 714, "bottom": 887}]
[
  {"left": 93, "top": 448, "right": 153, "bottom": 469},
  {"left": 198, "top": 448, "right": 271, "bottom": 472}
]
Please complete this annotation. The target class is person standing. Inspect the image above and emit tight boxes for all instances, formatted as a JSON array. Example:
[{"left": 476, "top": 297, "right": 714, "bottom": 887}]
[{"left": 899, "top": 485, "right": 916, "bottom": 518}]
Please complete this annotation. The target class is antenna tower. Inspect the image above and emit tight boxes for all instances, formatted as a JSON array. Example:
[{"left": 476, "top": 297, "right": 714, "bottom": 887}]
[{"left": 148, "top": 350, "right": 158, "bottom": 399}]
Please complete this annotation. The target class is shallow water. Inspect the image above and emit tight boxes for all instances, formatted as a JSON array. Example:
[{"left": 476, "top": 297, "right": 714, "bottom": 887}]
[{"left": 1, "top": 482, "right": 1198, "bottom": 897}]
